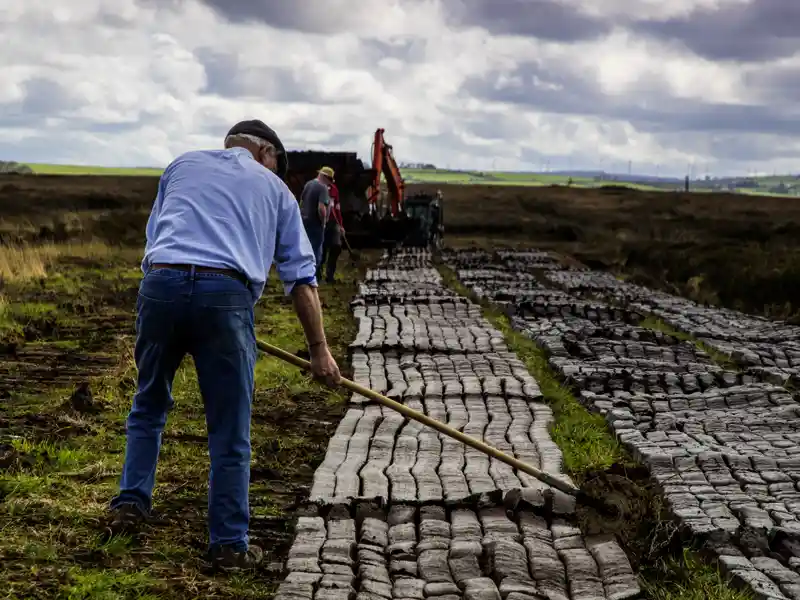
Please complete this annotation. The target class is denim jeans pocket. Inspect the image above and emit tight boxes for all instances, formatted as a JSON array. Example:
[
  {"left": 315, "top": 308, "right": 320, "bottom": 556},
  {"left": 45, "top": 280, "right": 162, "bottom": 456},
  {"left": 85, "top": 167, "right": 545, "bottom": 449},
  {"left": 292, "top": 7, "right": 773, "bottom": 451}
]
[
  {"left": 139, "top": 270, "right": 187, "bottom": 302},
  {"left": 136, "top": 293, "right": 179, "bottom": 343},
  {"left": 190, "top": 305, "right": 255, "bottom": 356}
]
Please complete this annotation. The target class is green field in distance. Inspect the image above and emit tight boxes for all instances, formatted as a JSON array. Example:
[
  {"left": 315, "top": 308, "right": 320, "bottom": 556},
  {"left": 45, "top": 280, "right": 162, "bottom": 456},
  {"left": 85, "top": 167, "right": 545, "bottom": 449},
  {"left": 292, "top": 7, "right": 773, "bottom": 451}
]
[
  {"left": 19, "top": 163, "right": 664, "bottom": 190},
  {"left": 19, "top": 163, "right": 799, "bottom": 196},
  {"left": 25, "top": 163, "right": 164, "bottom": 176}
]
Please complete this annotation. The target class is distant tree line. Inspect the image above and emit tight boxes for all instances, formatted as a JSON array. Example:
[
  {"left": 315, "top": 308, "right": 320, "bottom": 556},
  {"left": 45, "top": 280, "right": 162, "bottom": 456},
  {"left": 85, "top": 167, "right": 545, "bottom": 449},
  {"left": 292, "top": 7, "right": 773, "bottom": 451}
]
[
  {"left": 399, "top": 162, "right": 437, "bottom": 169},
  {"left": 0, "top": 161, "right": 33, "bottom": 174}
]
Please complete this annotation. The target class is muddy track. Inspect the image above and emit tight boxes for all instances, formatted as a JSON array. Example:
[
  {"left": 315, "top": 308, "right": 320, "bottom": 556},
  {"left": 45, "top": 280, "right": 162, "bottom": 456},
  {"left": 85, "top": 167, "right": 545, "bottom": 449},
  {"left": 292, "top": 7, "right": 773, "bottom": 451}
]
[
  {"left": 443, "top": 247, "right": 800, "bottom": 600},
  {"left": 272, "top": 249, "right": 641, "bottom": 600},
  {"left": 0, "top": 346, "right": 119, "bottom": 396},
  {"left": 0, "top": 259, "right": 140, "bottom": 397}
]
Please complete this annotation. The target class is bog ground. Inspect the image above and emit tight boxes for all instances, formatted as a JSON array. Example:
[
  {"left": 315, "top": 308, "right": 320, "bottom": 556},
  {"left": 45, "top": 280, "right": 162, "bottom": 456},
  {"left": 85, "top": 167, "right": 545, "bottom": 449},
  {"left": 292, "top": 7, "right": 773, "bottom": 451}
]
[{"left": 3, "top": 173, "right": 800, "bottom": 599}]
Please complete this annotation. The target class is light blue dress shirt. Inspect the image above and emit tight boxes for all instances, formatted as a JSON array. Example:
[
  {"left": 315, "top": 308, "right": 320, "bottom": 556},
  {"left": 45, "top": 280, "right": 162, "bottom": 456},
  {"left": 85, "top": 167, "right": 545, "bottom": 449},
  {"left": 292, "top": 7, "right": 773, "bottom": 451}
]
[{"left": 142, "top": 147, "right": 317, "bottom": 301}]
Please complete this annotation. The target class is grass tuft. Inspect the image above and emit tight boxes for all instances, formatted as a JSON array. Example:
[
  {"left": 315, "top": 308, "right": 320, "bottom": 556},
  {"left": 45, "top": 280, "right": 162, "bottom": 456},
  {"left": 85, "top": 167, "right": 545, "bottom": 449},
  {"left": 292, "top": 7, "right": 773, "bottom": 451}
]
[
  {"left": 639, "top": 315, "right": 740, "bottom": 370},
  {"left": 61, "top": 567, "right": 163, "bottom": 599},
  {"left": 0, "top": 242, "right": 116, "bottom": 282},
  {"left": 0, "top": 243, "right": 371, "bottom": 598},
  {"left": 642, "top": 549, "right": 754, "bottom": 600}
]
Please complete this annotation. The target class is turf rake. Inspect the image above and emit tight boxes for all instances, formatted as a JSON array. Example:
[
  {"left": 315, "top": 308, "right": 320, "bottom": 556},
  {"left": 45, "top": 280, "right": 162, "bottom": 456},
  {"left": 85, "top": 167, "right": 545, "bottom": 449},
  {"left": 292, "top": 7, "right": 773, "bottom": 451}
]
[{"left": 257, "top": 339, "right": 620, "bottom": 518}]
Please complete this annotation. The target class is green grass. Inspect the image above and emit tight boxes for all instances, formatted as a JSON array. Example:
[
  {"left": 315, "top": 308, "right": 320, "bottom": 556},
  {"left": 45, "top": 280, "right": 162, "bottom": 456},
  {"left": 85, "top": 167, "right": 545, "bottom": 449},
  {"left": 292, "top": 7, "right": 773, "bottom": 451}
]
[
  {"left": 0, "top": 242, "right": 369, "bottom": 598},
  {"left": 24, "top": 164, "right": 163, "bottom": 176},
  {"left": 403, "top": 168, "right": 702, "bottom": 192},
  {"left": 639, "top": 316, "right": 740, "bottom": 371},
  {"left": 403, "top": 167, "right": 797, "bottom": 196},
  {"left": 58, "top": 567, "right": 163, "bottom": 599},
  {"left": 16, "top": 162, "right": 799, "bottom": 197},
  {"left": 642, "top": 549, "right": 754, "bottom": 600}
]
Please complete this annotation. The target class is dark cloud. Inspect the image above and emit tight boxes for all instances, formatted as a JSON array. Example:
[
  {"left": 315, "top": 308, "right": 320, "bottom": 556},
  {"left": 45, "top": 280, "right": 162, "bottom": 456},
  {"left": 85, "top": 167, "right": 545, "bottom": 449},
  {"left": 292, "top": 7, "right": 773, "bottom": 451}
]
[
  {"left": 460, "top": 111, "right": 533, "bottom": 141},
  {"left": 0, "top": 127, "right": 170, "bottom": 168},
  {"left": 194, "top": 48, "right": 332, "bottom": 103},
  {"left": 80, "top": 120, "right": 152, "bottom": 134},
  {"left": 744, "top": 66, "right": 800, "bottom": 104},
  {"left": 442, "top": 0, "right": 799, "bottom": 63},
  {"left": 0, "top": 77, "right": 83, "bottom": 129},
  {"left": 97, "top": 9, "right": 138, "bottom": 29},
  {"left": 631, "top": 0, "right": 800, "bottom": 62},
  {"left": 705, "top": 134, "right": 800, "bottom": 162},
  {"left": 463, "top": 60, "right": 800, "bottom": 137},
  {"left": 1, "top": 77, "right": 166, "bottom": 134},
  {"left": 293, "top": 132, "right": 362, "bottom": 150},
  {"left": 651, "top": 130, "right": 800, "bottom": 164},
  {"left": 0, "top": 133, "right": 68, "bottom": 163},
  {"left": 405, "top": 130, "right": 493, "bottom": 162},
  {"left": 194, "top": 48, "right": 243, "bottom": 96},
  {"left": 0, "top": 130, "right": 119, "bottom": 165},
  {"left": 359, "top": 38, "right": 428, "bottom": 65},
  {"left": 443, "top": 0, "right": 611, "bottom": 41},
  {"left": 462, "top": 60, "right": 595, "bottom": 117},
  {"left": 195, "top": 112, "right": 244, "bottom": 138},
  {"left": 188, "top": 0, "right": 362, "bottom": 33},
  {"left": 195, "top": 112, "right": 306, "bottom": 143},
  {"left": 20, "top": 77, "right": 79, "bottom": 116}
]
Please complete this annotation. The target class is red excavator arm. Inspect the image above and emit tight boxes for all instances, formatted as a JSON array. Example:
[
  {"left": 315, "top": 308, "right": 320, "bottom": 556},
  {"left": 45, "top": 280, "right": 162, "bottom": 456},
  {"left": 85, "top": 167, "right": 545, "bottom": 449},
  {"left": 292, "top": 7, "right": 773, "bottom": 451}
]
[{"left": 367, "top": 128, "right": 404, "bottom": 217}]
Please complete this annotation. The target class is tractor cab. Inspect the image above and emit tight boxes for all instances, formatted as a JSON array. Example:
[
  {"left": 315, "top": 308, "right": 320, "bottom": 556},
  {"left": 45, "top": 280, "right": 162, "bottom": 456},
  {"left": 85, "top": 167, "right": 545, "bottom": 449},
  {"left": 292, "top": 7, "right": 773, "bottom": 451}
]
[{"left": 402, "top": 191, "right": 444, "bottom": 249}]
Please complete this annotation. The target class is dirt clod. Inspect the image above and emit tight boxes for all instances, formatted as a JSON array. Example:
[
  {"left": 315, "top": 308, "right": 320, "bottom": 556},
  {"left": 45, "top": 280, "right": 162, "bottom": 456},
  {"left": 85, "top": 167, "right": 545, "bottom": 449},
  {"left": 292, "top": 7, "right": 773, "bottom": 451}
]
[
  {"left": 575, "top": 465, "right": 680, "bottom": 571},
  {"left": 66, "top": 381, "right": 98, "bottom": 414}
]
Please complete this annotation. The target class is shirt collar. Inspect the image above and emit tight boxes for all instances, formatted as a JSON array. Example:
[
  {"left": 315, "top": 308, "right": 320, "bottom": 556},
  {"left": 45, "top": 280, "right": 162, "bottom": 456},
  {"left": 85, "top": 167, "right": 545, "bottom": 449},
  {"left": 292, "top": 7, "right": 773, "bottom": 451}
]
[{"left": 227, "top": 146, "right": 256, "bottom": 160}]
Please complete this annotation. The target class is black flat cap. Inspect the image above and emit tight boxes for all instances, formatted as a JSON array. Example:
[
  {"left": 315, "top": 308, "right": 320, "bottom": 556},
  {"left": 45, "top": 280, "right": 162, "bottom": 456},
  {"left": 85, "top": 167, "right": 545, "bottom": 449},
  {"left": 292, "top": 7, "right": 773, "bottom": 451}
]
[{"left": 227, "top": 119, "right": 288, "bottom": 180}]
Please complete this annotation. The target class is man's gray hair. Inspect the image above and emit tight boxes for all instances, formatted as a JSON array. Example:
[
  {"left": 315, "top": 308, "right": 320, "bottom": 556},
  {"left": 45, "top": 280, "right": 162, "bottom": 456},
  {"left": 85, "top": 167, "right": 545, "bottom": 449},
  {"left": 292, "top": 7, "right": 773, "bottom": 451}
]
[{"left": 224, "top": 132, "right": 275, "bottom": 152}]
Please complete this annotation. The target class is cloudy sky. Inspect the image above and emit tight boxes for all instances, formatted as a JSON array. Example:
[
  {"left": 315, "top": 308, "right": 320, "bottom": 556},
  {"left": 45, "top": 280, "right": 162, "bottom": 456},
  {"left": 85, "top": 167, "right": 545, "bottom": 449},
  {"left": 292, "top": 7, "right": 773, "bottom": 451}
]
[{"left": 2, "top": 0, "right": 799, "bottom": 176}]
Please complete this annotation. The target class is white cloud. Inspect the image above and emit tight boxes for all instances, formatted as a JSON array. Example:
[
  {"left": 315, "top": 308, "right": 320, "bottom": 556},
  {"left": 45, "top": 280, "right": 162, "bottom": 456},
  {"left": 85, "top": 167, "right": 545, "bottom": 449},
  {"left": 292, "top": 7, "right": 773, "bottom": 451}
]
[{"left": 0, "top": 0, "right": 798, "bottom": 176}]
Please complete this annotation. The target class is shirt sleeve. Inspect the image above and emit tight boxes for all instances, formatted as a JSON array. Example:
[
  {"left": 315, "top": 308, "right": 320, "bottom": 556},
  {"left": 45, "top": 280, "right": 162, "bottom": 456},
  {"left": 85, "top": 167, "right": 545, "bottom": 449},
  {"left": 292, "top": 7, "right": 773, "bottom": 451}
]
[
  {"left": 141, "top": 166, "right": 170, "bottom": 273},
  {"left": 273, "top": 183, "right": 318, "bottom": 295}
]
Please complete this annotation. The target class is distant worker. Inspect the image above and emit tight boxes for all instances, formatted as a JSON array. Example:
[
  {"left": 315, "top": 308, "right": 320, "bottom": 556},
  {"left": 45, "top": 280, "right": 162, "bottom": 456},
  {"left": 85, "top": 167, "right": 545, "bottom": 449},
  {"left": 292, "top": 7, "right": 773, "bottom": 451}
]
[
  {"left": 430, "top": 200, "right": 441, "bottom": 248},
  {"left": 430, "top": 190, "right": 443, "bottom": 249},
  {"left": 320, "top": 181, "right": 345, "bottom": 283},
  {"left": 300, "top": 166, "right": 333, "bottom": 270},
  {"left": 108, "top": 119, "right": 341, "bottom": 571}
]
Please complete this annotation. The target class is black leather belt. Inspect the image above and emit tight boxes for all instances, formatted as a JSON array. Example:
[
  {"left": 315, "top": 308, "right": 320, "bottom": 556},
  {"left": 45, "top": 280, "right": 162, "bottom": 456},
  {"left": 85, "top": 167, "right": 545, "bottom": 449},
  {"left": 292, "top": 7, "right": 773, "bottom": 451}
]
[{"left": 149, "top": 263, "right": 248, "bottom": 286}]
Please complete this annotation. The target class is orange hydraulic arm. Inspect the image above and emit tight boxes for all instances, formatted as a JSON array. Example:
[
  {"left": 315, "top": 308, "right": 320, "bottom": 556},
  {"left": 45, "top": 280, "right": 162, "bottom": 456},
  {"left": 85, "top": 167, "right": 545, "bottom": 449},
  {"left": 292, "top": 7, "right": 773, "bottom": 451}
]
[{"left": 367, "top": 128, "right": 405, "bottom": 217}]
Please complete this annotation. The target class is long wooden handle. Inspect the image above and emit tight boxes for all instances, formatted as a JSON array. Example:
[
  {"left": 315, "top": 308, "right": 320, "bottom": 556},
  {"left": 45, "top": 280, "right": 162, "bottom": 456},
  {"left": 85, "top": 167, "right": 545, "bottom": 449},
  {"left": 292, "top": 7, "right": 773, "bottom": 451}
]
[{"left": 256, "top": 339, "right": 580, "bottom": 499}]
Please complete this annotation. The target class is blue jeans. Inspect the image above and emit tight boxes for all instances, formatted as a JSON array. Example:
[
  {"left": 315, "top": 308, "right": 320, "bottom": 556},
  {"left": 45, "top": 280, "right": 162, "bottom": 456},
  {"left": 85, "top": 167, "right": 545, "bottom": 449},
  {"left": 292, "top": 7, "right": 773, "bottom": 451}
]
[
  {"left": 110, "top": 267, "right": 257, "bottom": 551},
  {"left": 303, "top": 218, "right": 324, "bottom": 272}
]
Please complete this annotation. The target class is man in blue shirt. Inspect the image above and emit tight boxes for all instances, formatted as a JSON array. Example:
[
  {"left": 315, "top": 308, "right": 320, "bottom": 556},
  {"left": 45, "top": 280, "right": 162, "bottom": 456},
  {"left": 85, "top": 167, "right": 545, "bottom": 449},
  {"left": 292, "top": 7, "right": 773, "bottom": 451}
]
[{"left": 108, "top": 120, "right": 341, "bottom": 572}]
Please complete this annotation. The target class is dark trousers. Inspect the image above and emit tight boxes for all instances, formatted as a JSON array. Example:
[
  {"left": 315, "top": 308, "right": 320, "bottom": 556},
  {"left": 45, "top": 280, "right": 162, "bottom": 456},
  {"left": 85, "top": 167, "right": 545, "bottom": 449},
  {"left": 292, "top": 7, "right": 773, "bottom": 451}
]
[
  {"left": 110, "top": 267, "right": 256, "bottom": 551},
  {"left": 320, "top": 242, "right": 342, "bottom": 282},
  {"left": 319, "top": 224, "right": 342, "bottom": 282},
  {"left": 303, "top": 219, "right": 325, "bottom": 272}
]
